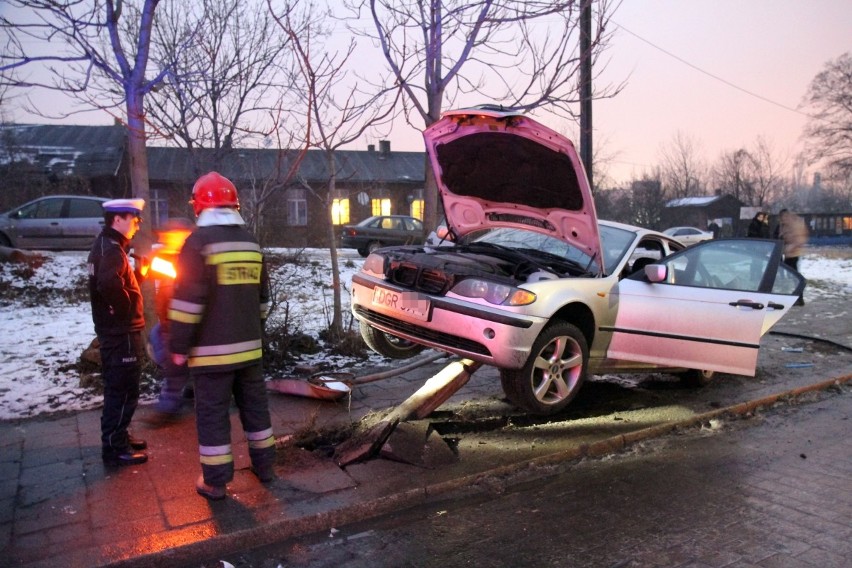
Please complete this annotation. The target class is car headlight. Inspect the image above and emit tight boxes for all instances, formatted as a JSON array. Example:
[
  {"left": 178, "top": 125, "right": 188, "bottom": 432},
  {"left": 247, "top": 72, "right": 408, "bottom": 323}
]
[
  {"left": 362, "top": 253, "right": 387, "bottom": 276},
  {"left": 451, "top": 278, "right": 536, "bottom": 306}
]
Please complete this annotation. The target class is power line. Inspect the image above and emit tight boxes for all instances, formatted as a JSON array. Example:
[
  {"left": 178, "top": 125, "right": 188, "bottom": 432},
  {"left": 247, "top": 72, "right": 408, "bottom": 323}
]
[{"left": 612, "top": 21, "right": 814, "bottom": 119}]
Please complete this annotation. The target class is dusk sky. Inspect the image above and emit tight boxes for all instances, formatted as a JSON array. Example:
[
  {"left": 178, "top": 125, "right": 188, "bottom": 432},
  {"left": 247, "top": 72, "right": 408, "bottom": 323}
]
[{"left": 3, "top": 1, "right": 850, "bottom": 187}]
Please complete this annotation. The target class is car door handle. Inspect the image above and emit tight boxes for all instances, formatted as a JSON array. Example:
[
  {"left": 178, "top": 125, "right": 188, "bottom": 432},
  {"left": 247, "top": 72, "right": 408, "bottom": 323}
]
[
  {"left": 767, "top": 302, "right": 785, "bottom": 310},
  {"left": 729, "top": 300, "right": 764, "bottom": 310}
]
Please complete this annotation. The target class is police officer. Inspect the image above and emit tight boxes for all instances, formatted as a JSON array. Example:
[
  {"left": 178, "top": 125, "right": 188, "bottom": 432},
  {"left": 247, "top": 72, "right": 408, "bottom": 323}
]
[
  {"left": 88, "top": 198, "right": 148, "bottom": 467},
  {"left": 168, "top": 172, "right": 275, "bottom": 500}
]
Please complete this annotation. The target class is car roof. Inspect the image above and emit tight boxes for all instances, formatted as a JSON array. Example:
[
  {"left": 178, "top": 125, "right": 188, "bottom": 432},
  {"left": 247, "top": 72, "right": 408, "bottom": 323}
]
[
  {"left": 600, "top": 219, "right": 681, "bottom": 241},
  {"left": 4, "top": 195, "right": 108, "bottom": 214}
]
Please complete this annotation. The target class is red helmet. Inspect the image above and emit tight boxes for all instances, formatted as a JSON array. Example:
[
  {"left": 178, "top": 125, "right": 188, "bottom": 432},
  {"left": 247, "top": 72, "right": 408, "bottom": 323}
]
[{"left": 190, "top": 171, "right": 239, "bottom": 216}]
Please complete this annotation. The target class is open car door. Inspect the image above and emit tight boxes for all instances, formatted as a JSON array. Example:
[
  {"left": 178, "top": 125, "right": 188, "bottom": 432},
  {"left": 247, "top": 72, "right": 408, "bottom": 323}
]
[{"left": 604, "top": 239, "right": 805, "bottom": 376}]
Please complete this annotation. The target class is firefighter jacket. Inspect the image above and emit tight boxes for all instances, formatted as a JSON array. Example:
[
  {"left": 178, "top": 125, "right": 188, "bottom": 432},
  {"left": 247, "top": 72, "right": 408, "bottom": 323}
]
[
  {"left": 167, "top": 209, "right": 269, "bottom": 371},
  {"left": 88, "top": 227, "right": 145, "bottom": 336}
]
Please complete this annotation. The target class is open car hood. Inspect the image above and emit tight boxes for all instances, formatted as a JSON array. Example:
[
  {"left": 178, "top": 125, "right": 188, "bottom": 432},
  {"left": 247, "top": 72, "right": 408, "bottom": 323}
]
[{"left": 423, "top": 107, "right": 602, "bottom": 264}]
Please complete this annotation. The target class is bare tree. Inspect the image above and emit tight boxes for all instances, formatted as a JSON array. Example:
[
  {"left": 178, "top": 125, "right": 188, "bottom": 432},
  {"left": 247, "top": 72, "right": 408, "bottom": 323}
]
[
  {"left": 0, "top": 0, "right": 173, "bottom": 254},
  {"left": 712, "top": 148, "right": 754, "bottom": 205},
  {"left": 658, "top": 131, "right": 706, "bottom": 200},
  {"left": 0, "top": 0, "right": 182, "bottom": 327},
  {"left": 344, "top": 0, "right": 621, "bottom": 231},
  {"left": 801, "top": 52, "right": 852, "bottom": 178},
  {"left": 145, "top": 0, "right": 295, "bottom": 161},
  {"left": 271, "top": 0, "right": 398, "bottom": 339},
  {"left": 711, "top": 139, "right": 787, "bottom": 208},
  {"left": 629, "top": 174, "right": 664, "bottom": 230},
  {"left": 142, "top": 0, "right": 308, "bottom": 238},
  {"left": 749, "top": 137, "right": 787, "bottom": 208}
]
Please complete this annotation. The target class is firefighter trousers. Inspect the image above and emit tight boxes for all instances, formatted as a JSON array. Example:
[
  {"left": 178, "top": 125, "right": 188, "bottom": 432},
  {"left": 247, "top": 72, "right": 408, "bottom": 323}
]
[
  {"left": 99, "top": 331, "right": 144, "bottom": 454},
  {"left": 193, "top": 363, "right": 275, "bottom": 486}
]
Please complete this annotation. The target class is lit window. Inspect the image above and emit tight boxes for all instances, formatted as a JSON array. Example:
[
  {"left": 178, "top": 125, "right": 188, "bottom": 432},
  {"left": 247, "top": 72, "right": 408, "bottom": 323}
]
[
  {"left": 371, "top": 198, "right": 391, "bottom": 216},
  {"left": 410, "top": 199, "right": 424, "bottom": 220},
  {"left": 332, "top": 198, "right": 350, "bottom": 225}
]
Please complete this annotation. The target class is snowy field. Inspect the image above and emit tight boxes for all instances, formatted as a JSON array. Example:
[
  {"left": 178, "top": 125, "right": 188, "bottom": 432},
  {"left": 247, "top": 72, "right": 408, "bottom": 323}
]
[{"left": 1, "top": 246, "right": 850, "bottom": 420}]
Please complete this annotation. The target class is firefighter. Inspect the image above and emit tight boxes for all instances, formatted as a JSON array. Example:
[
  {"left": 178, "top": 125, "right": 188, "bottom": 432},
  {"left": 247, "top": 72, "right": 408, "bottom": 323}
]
[
  {"left": 147, "top": 219, "right": 194, "bottom": 418},
  {"left": 88, "top": 198, "right": 149, "bottom": 467},
  {"left": 168, "top": 172, "right": 275, "bottom": 500}
]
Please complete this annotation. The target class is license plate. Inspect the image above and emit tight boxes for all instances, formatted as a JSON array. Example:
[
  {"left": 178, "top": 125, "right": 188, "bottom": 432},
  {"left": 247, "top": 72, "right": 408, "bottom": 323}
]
[{"left": 371, "top": 286, "right": 430, "bottom": 321}]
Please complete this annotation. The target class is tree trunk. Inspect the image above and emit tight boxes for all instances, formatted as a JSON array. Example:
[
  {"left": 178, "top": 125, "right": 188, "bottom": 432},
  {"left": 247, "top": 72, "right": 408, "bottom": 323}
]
[
  {"left": 326, "top": 152, "right": 343, "bottom": 338},
  {"left": 125, "top": 92, "right": 156, "bottom": 330}
]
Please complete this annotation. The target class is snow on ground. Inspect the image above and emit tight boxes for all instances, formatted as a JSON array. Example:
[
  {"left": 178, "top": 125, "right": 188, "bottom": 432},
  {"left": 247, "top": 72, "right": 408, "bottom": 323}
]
[{"left": 1, "top": 246, "right": 850, "bottom": 421}]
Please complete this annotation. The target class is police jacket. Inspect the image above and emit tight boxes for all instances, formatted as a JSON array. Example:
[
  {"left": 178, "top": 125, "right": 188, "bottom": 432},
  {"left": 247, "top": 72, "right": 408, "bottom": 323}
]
[
  {"left": 168, "top": 209, "right": 269, "bottom": 371},
  {"left": 87, "top": 227, "right": 145, "bottom": 336}
]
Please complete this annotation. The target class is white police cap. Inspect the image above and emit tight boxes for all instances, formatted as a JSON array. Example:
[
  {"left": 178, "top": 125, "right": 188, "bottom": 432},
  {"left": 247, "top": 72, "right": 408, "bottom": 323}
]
[{"left": 103, "top": 198, "right": 145, "bottom": 215}]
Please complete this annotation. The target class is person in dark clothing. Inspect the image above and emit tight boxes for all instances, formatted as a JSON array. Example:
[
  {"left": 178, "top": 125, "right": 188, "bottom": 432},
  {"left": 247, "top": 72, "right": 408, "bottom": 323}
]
[
  {"left": 146, "top": 220, "right": 195, "bottom": 419},
  {"left": 168, "top": 172, "right": 275, "bottom": 500},
  {"left": 87, "top": 198, "right": 149, "bottom": 467},
  {"left": 708, "top": 220, "right": 721, "bottom": 239},
  {"left": 747, "top": 212, "right": 770, "bottom": 238}
]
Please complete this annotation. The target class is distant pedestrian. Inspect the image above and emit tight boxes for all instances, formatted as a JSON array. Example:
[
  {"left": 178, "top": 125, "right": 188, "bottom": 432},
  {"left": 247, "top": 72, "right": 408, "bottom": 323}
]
[
  {"left": 87, "top": 198, "right": 149, "bottom": 467},
  {"left": 168, "top": 172, "right": 275, "bottom": 500},
  {"left": 708, "top": 220, "right": 721, "bottom": 239},
  {"left": 774, "top": 208, "right": 808, "bottom": 306},
  {"left": 773, "top": 209, "right": 808, "bottom": 271},
  {"left": 747, "top": 212, "right": 770, "bottom": 239}
]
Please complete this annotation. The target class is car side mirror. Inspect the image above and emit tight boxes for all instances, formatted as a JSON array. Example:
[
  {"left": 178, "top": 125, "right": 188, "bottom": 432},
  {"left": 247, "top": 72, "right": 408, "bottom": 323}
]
[{"left": 645, "top": 264, "right": 667, "bottom": 282}]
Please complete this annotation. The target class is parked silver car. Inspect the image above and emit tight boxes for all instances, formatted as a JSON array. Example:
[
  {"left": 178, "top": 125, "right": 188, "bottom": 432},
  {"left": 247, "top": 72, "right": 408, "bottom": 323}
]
[
  {"left": 351, "top": 107, "right": 805, "bottom": 415},
  {"left": 0, "top": 195, "right": 108, "bottom": 250}
]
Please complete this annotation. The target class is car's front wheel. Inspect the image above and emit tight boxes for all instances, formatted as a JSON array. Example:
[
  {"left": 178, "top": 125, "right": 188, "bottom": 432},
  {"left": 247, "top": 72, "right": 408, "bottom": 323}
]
[
  {"left": 500, "top": 322, "right": 588, "bottom": 415},
  {"left": 359, "top": 324, "right": 425, "bottom": 359}
]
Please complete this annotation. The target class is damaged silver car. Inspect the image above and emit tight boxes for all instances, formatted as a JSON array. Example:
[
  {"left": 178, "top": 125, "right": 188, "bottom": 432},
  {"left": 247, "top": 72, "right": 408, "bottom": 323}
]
[{"left": 351, "top": 107, "right": 805, "bottom": 415}]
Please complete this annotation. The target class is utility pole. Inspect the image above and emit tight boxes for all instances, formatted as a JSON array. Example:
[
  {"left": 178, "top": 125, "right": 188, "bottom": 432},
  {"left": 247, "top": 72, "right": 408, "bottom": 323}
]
[{"left": 580, "top": 0, "right": 593, "bottom": 191}]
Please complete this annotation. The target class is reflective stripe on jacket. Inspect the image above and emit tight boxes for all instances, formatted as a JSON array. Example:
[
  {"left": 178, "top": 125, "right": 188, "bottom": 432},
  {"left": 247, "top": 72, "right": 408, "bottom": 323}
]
[{"left": 168, "top": 223, "right": 269, "bottom": 371}]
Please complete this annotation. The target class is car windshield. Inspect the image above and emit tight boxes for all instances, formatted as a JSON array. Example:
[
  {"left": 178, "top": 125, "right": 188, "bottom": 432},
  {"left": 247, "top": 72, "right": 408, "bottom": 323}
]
[{"left": 457, "top": 227, "right": 599, "bottom": 276}]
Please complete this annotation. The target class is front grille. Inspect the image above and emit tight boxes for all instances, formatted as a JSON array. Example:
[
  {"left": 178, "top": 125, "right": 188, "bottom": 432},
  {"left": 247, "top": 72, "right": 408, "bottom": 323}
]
[
  {"left": 387, "top": 261, "right": 452, "bottom": 294},
  {"left": 418, "top": 268, "right": 449, "bottom": 294},
  {"left": 355, "top": 306, "right": 491, "bottom": 357}
]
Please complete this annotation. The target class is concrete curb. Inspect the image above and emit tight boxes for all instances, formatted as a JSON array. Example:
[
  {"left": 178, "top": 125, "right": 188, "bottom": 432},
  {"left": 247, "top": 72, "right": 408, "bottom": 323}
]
[{"left": 105, "top": 372, "right": 852, "bottom": 568}]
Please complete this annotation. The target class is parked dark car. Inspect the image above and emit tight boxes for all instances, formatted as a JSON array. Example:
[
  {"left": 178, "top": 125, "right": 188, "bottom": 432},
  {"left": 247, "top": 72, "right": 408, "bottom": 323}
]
[
  {"left": 0, "top": 195, "right": 108, "bottom": 250},
  {"left": 340, "top": 215, "right": 425, "bottom": 257}
]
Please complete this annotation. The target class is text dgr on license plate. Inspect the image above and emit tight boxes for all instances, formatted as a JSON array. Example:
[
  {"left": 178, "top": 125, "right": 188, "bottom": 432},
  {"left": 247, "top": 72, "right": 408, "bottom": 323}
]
[{"left": 372, "top": 286, "right": 430, "bottom": 321}]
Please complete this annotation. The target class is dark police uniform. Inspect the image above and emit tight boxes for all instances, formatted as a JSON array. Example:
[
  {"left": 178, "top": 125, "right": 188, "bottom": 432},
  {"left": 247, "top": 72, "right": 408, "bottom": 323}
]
[{"left": 88, "top": 225, "right": 146, "bottom": 460}]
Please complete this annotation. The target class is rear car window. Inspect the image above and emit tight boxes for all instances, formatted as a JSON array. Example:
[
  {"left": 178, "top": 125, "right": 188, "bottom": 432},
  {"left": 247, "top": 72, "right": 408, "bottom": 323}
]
[{"left": 68, "top": 198, "right": 103, "bottom": 218}]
